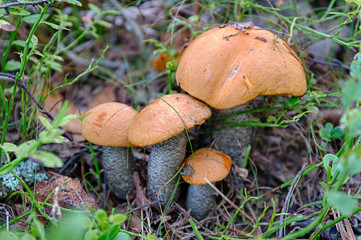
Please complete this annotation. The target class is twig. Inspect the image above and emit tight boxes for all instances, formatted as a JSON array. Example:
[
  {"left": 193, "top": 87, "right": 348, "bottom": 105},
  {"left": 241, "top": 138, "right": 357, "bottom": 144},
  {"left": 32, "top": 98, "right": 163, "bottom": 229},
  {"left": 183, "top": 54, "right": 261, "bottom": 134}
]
[
  {"left": 0, "top": 0, "right": 50, "bottom": 9},
  {"left": 0, "top": 73, "right": 55, "bottom": 121},
  {"left": 305, "top": 57, "right": 351, "bottom": 70},
  {"left": 278, "top": 162, "right": 308, "bottom": 238},
  {"left": 172, "top": 202, "right": 216, "bottom": 235},
  {"left": 203, "top": 178, "right": 262, "bottom": 236}
]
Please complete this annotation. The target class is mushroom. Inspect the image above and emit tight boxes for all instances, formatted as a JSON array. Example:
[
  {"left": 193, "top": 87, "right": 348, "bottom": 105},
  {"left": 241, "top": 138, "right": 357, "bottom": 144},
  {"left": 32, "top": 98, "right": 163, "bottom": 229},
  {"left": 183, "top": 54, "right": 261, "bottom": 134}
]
[
  {"left": 176, "top": 23, "right": 307, "bottom": 165},
  {"left": 182, "top": 148, "right": 232, "bottom": 220},
  {"left": 81, "top": 102, "right": 137, "bottom": 200},
  {"left": 128, "top": 93, "right": 211, "bottom": 204}
]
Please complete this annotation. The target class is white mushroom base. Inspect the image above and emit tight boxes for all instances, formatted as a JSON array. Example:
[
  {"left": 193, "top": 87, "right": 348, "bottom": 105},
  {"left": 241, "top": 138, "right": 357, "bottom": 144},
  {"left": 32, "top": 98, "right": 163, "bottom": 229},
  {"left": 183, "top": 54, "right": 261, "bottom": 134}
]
[{"left": 102, "top": 146, "right": 136, "bottom": 200}]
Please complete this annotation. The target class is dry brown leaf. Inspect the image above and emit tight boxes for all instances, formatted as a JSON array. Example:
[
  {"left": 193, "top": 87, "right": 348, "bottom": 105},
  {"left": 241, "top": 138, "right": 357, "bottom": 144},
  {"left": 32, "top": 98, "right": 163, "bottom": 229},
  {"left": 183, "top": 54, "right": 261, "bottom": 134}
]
[{"left": 88, "top": 84, "right": 117, "bottom": 109}]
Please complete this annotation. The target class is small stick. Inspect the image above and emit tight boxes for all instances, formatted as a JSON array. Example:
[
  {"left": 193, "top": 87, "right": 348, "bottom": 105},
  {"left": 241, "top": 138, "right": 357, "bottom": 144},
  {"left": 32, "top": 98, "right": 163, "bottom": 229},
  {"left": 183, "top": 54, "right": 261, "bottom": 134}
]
[{"left": 0, "top": 0, "right": 50, "bottom": 9}]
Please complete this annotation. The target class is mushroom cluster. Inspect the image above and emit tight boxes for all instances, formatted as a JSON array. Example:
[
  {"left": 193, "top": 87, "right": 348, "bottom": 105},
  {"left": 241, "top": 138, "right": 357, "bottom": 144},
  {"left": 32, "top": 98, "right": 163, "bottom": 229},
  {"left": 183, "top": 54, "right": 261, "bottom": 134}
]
[{"left": 80, "top": 22, "right": 307, "bottom": 220}]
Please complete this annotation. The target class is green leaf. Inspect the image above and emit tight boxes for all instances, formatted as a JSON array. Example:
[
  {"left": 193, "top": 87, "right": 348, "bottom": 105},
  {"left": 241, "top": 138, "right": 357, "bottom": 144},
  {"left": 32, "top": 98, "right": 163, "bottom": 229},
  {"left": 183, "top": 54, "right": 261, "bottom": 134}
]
[
  {"left": 29, "top": 150, "right": 63, "bottom": 168},
  {"left": 350, "top": 52, "right": 361, "bottom": 78},
  {"left": 16, "top": 140, "right": 38, "bottom": 158},
  {"left": 109, "top": 214, "right": 127, "bottom": 225},
  {"left": 342, "top": 79, "right": 361, "bottom": 107},
  {"left": 0, "top": 142, "right": 18, "bottom": 153},
  {"left": 323, "top": 154, "right": 340, "bottom": 177},
  {"left": 0, "top": 158, "right": 23, "bottom": 175},
  {"left": 5, "top": 60, "right": 21, "bottom": 71},
  {"left": 62, "top": 0, "right": 82, "bottom": 6},
  {"left": 42, "top": 21, "right": 69, "bottom": 30},
  {"left": 319, "top": 128, "right": 331, "bottom": 142},
  {"left": 23, "top": 14, "right": 49, "bottom": 24},
  {"left": 20, "top": 233, "right": 37, "bottom": 240},
  {"left": 93, "top": 19, "right": 113, "bottom": 28},
  {"left": 38, "top": 115, "right": 53, "bottom": 131},
  {"left": 94, "top": 209, "right": 108, "bottom": 225},
  {"left": 330, "top": 126, "right": 344, "bottom": 139},
  {"left": 30, "top": 212, "right": 46, "bottom": 239},
  {"left": 114, "top": 232, "right": 132, "bottom": 240},
  {"left": 88, "top": 3, "right": 101, "bottom": 15},
  {"left": 100, "top": 10, "right": 121, "bottom": 16},
  {"left": 346, "top": 0, "right": 361, "bottom": 4},
  {"left": 343, "top": 145, "right": 361, "bottom": 175},
  {"left": 84, "top": 230, "right": 99, "bottom": 240},
  {"left": 9, "top": 7, "right": 31, "bottom": 16},
  {"left": 325, "top": 122, "right": 333, "bottom": 133},
  {"left": 13, "top": 40, "right": 33, "bottom": 48},
  {"left": 288, "top": 96, "right": 300, "bottom": 106},
  {"left": 326, "top": 190, "right": 357, "bottom": 217},
  {"left": 0, "top": 231, "right": 19, "bottom": 240},
  {"left": 57, "top": 114, "right": 79, "bottom": 127},
  {"left": 52, "top": 101, "right": 70, "bottom": 128}
]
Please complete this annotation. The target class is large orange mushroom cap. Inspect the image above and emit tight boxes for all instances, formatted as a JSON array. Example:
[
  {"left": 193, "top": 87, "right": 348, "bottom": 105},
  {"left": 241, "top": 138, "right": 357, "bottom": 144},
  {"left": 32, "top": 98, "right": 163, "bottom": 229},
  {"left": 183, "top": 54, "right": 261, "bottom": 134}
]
[
  {"left": 128, "top": 93, "right": 211, "bottom": 146},
  {"left": 81, "top": 102, "right": 137, "bottom": 147},
  {"left": 182, "top": 148, "right": 232, "bottom": 185},
  {"left": 176, "top": 25, "right": 307, "bottom": 109}
]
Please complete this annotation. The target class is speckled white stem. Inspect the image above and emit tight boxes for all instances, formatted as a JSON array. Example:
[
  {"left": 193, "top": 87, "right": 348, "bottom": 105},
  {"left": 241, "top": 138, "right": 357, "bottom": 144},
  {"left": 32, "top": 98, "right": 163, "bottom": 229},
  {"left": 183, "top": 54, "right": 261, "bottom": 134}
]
[
  {"left": 102, "top": 146, "right": 136, "bottom": 200},
  {"left": 212, "top": 103, "right": 252, "bottom": 165},
  {"left": 147, "top": 131, "right": 187, "bottom": 204},
  {"left": 186, "top": 184, "right": 214, "bottom": 220}
]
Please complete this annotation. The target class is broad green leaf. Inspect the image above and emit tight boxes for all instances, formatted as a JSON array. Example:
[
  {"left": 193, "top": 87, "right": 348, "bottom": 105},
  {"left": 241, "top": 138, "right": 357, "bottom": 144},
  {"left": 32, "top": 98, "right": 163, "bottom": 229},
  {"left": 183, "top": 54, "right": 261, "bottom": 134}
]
[
  {"left": 319, "top": 128, "right": 331, "bottom": 142},
  {"left": 30, "top": 150, "right": 63, "bottom": 168},
  {"left": 30, "top": 212, "right": 46, "bottom": 239},
  {"left": 325, "top": 122, "right": 333, "bottom": 133},
  {"left": 53, "top": 135, "right": 69, "bottom": 143},
  {"left": 288, "top": 96, "right": 300, "bottom": 107},
  {"left": 0, "top": 231, "right": 19, "bottom": 240},
  {"left": 9, "top": 7, "right": 31, "bottom": 16},
  {"left": 114, "top": 232, "right": 132, "bottom": 240},
  {"left": 23, "top": 14, "right": 49, "bottom": 24},
  {"left": 330, "top": 126, "right": 344, "bottom": 139},
  {"left": 5, "top": 60, "right": 21, "bottom": 71},
  {"left": 343, "top": 145, "right": 361, "bottom": 175},
  {"left": 20, "top": 233, "right": 37, "bottom": 240},
  {"left": 16, "top": 140, "right": 38, "bottom": 158},
  {"left": 344, "top": 108, "right": 361, "bottom": 138},
  {"left": 342, "top": 79, "right": 361, "bottom": 107},
  {"left": 326, "top": 190, "right": 357, "bottom": 217},
  {"left": 0, "top": 142, "right": 18, "bottom": 152},
  {"left": 84, "top": 230, "right": 98, "bottom": 240},
  {"left": 109, "top": 214, "right": 127, "bottom": 225},
  {"left": 13, "top": 40, "right": 33, "bottom": 48},
  {"left": 94, "top": 209, "right": 108, "bottom": 225},
  {"left": 350, "top": 52, "right": 361, "bottom": 79}
]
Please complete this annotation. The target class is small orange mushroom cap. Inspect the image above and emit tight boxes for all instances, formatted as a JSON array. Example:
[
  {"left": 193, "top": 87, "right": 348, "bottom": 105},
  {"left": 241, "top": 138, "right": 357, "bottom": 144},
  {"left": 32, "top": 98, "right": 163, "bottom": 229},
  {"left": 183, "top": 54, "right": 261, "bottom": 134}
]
[
  {"left": 81, "top": 102, "right": 136, "bottom": 147},
  {"left": 128, "top": 93, "right": 211, "bottom": 146},
  {"left": 176, "top": 25, "right": 307, "bottom": 109},
  {"left": 182, "top": 148, "right": 232, "bottom": 185}
]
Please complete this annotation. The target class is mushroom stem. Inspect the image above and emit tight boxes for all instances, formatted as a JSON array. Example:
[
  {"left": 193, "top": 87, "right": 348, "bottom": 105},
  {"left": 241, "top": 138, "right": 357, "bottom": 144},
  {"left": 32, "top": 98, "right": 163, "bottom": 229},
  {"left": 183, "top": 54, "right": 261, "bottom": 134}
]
[
  {"left": 211, "top": 103, "right": 252, "bottom": 165},
  {"left": 147, "top": 131, "right": 187, "bottom": 204},
  {"left": 102, "top": 146, "right": 136, "bottom": 200},
  {"left": 186, "top": 184, "right": 214, "bottom": 220}
]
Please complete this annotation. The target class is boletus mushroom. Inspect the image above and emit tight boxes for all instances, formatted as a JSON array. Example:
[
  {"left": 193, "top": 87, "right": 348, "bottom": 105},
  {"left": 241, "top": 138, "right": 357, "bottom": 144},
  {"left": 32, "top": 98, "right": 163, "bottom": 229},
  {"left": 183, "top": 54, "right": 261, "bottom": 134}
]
[
  {"left": 176, "top": 22, "right": 307, "bottom": 165},
  {"left": 182, "top": 148, "right": 232, "bottom": 220},
  {"left": 128, "top": 93, "right": 211, "bottom": 204},
  {"left": 81, "top": 102, "right": 137, "bottom": 200}
]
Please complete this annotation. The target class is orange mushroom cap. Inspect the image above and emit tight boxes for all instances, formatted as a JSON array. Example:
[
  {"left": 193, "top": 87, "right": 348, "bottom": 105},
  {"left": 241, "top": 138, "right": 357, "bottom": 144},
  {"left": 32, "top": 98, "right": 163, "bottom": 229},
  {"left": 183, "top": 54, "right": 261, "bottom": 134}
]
[
  {"left": 128, "top": 93, "right": 211, "bottom": 146},
  {"left": 176, "top": 25, "right": 307, "bottom": 109},
  {"left": 182, "top": 148, "right": 232, "bottom": 185},
  {"left": 81, "top": 102, "right": 136, "bottom": 147}
]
